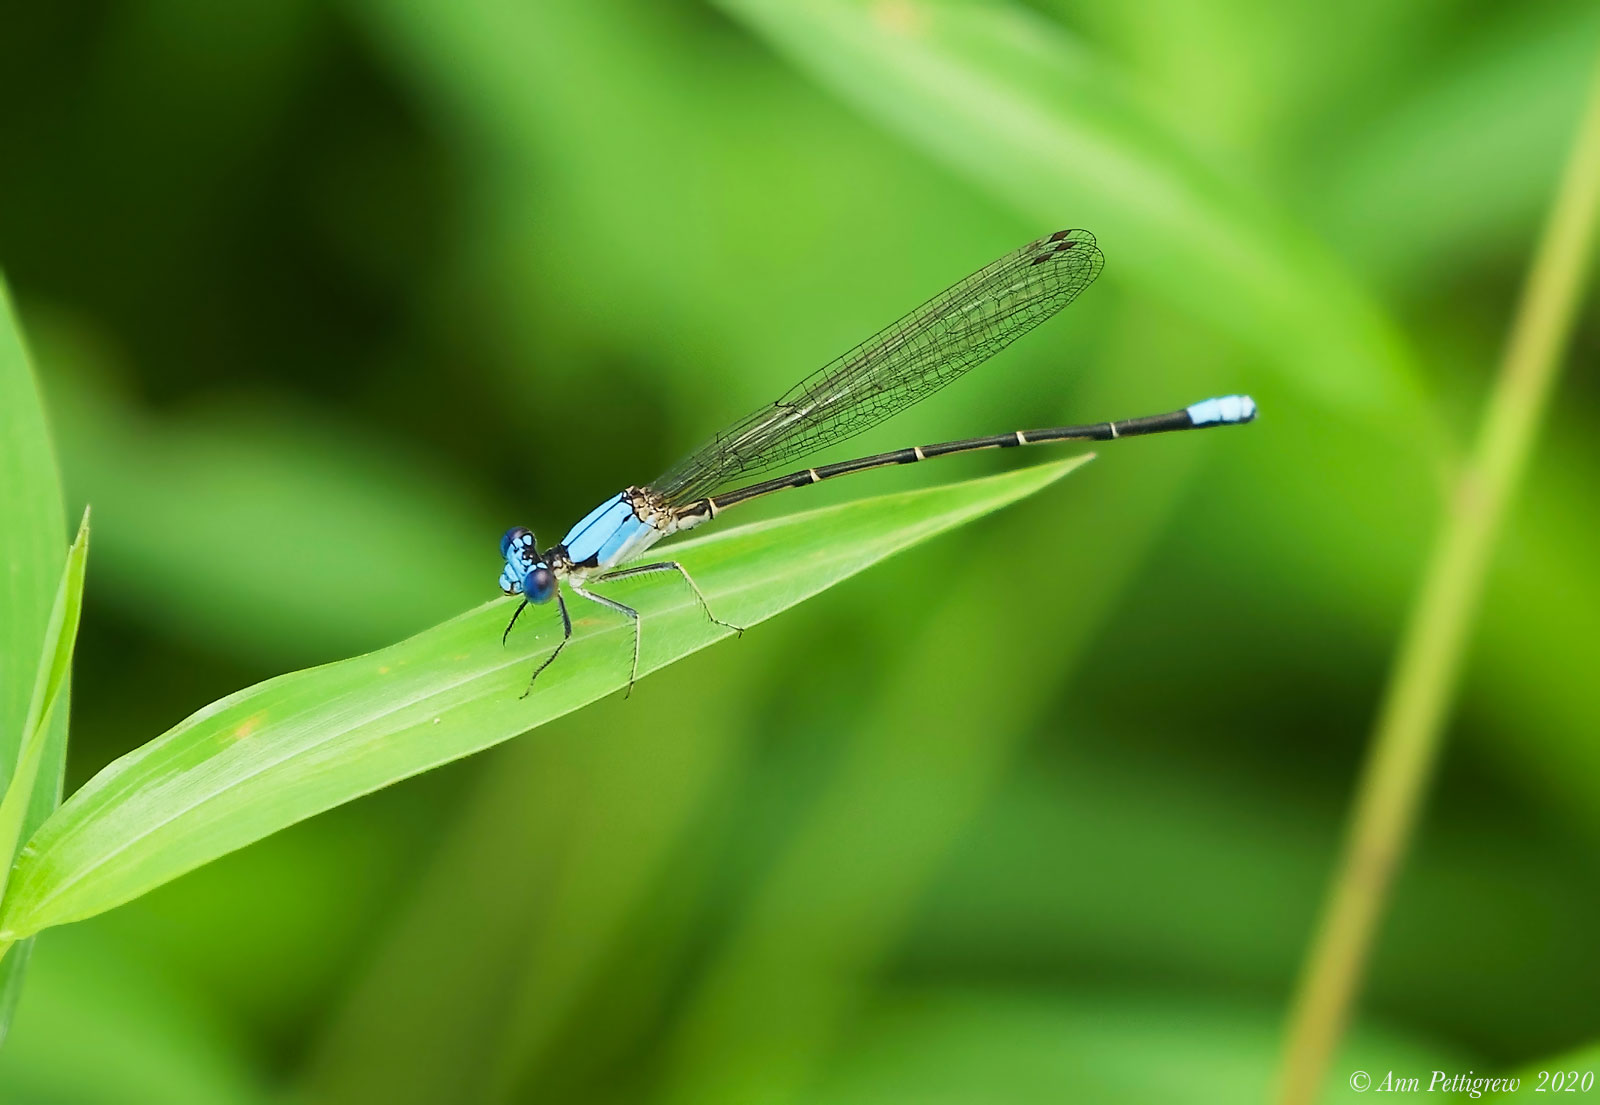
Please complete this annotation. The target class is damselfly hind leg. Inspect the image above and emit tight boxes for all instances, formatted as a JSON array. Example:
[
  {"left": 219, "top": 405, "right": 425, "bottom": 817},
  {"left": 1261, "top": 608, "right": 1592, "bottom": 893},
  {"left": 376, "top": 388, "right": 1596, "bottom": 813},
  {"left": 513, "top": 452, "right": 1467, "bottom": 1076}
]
[
  {"left": 518, "top": 589, "right": 573, "bottom": 699},
  {"left": 596, "top": 561, "right": 744, "bottom": 637}
]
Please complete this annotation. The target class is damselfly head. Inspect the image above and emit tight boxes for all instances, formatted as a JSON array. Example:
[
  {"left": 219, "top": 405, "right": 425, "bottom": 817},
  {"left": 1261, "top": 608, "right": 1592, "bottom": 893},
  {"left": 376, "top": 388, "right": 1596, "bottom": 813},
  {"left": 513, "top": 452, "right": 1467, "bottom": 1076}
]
[
  {"left": 500, "top": 526, "right": 534, "bottom": 558},
  {"left": 499, "top": 526, "right": 539, "bottom": 595}
]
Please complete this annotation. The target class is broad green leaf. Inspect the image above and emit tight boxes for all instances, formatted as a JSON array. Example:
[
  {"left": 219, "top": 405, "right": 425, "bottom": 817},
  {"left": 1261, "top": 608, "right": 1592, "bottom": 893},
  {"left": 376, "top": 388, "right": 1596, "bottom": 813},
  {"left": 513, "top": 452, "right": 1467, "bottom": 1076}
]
[
  {"left": 0, "top": 457, "right": 1087, "bottom": 939},
  {"left": 714, "top": 0, "right": 1419, "bottom": 421},
  {"left": 0, "top": 279, "right": 71, "bottom": 1045}
]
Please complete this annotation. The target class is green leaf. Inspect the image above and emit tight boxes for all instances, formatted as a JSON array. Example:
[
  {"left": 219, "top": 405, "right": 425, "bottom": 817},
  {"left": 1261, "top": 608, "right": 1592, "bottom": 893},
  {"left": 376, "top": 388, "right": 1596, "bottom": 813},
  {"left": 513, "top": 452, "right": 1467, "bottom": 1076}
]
[
  {"left": 715, "top": 0, "right": 1419, "bottom": 420},
  {"left": 0, "top": 285, "right": 70, "bottom": 865},
  {"left": 0, "top": 456, "right": 1088, "bottom": 940},
  {"left": 0, "top": 511, "right": 90, "bottom": 910},
  {"left": 0, "top": 278, "right": 71, "bottom": 1045},
  {"left": 0, "top": 283, "right": 68, "bottom": 806}
]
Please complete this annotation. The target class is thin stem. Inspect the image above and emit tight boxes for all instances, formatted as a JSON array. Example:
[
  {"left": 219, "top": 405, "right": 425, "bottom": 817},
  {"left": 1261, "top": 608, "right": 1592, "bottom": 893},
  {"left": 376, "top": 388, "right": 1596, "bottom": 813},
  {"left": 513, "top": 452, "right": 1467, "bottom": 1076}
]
[{"left": 1275, "top": 45, "right": 1600, "bottom": 1105}]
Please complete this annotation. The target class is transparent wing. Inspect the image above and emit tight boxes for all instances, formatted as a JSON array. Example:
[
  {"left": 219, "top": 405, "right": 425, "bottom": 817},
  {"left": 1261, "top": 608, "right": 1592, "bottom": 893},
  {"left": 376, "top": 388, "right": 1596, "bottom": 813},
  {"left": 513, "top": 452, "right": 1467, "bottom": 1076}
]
[{"left": 650, "top": 229, "right": 1104, "bottom": 504}]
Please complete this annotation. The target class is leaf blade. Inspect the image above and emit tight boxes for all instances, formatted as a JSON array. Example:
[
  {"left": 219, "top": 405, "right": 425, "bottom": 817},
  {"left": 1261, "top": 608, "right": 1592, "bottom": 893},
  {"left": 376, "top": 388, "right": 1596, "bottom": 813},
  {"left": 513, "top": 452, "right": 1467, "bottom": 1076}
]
[
  {"left": 0, "top": 511, "right": 90, "bottom": 909},
  {"left": 0, "top": 277, "right": 72, "bottom": 1045},
  {"left": 0, "top": 280, "right": 69, "bottom": 846},
  {"left": 0, "top": 457, "right": 1089, "bottom": 939}
]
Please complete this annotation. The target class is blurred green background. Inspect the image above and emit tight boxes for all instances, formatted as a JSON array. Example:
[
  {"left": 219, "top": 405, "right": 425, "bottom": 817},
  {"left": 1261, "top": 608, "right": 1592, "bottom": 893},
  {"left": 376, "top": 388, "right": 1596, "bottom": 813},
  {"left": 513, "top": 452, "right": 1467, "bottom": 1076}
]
[{"left": 2, "top": 0, "right": 1599, "bottom": 1102}]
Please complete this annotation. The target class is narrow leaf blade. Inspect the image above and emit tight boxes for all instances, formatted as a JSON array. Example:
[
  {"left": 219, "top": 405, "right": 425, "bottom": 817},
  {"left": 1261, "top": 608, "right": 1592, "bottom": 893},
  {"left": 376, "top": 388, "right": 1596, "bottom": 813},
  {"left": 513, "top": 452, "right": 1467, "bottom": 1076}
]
[
  {"left": 0, "top": 457, "right": 1088, "bottom": 938},
  {"left": 0, "top": 277, "right": 72, "bottom": 1045},
  {"left": 0, "top": 279, "right": 69, "bottom": 845},
  {"left": 0, "top": 510, "right": 90, "bottom": 906}
]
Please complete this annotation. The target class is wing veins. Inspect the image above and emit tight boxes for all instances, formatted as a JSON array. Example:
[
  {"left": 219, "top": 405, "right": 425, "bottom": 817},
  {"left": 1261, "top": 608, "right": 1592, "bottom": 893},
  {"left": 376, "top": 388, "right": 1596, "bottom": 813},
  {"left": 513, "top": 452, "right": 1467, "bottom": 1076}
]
[{"left": 650, "top": 230, "right": 1104, "bottom": 503}]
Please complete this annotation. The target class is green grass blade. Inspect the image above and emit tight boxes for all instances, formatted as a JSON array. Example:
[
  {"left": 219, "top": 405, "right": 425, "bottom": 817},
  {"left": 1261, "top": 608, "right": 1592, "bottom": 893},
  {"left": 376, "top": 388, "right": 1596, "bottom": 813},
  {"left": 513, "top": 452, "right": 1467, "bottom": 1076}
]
[
  {"left": 0, "top": 281, "right": 69, "bottom": 855},
  {"left": 0, "top": 511, "right": 90, "bottom": 912},
  {"left": 0, "top": 456, "right": 1089, "bottom": 940},
  {"left": 0, "top": 278, "right": 72, "bottom": 1045},
  {"left": 716, "top": 0, "right": 1419, "bottom": 420}
]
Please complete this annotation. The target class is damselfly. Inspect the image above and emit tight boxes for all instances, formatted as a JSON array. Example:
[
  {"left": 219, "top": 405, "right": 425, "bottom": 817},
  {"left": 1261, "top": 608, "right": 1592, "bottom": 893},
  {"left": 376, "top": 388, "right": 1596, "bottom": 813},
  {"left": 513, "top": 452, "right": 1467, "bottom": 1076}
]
[{"left": 498, "top": 230, "right": 1256, "bottom": 694}]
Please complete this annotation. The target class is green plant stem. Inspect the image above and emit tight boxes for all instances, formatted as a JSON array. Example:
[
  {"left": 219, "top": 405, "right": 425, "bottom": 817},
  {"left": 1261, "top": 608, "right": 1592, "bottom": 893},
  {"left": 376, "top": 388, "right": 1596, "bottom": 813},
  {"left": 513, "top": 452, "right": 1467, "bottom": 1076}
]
[{"left": 1275, "top": 44, "right": 1600, "bottom": 1105}]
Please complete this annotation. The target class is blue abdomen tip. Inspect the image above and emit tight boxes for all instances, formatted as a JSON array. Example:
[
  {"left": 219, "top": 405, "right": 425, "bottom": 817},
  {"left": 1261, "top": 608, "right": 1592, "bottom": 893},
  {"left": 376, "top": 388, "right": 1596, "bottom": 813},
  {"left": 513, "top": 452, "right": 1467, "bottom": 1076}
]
[{"left": 1187, "top": 395, "right": 1257, "bottom": 425}]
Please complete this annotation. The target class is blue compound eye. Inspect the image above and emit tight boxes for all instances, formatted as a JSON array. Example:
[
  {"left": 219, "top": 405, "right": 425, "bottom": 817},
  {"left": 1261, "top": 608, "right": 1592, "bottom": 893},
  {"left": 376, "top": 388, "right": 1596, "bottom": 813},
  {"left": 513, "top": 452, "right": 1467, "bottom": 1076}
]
[{"left": 523, "top": 566, "right": 557, "bottom": 604}]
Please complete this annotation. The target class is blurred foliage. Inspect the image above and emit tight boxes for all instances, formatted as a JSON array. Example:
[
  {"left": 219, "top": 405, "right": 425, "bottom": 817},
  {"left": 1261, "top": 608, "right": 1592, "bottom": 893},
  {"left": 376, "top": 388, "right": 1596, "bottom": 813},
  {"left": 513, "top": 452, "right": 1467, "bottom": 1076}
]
[{"left": 0, "top": 0, "right": 1597, "bottom": 1103}]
